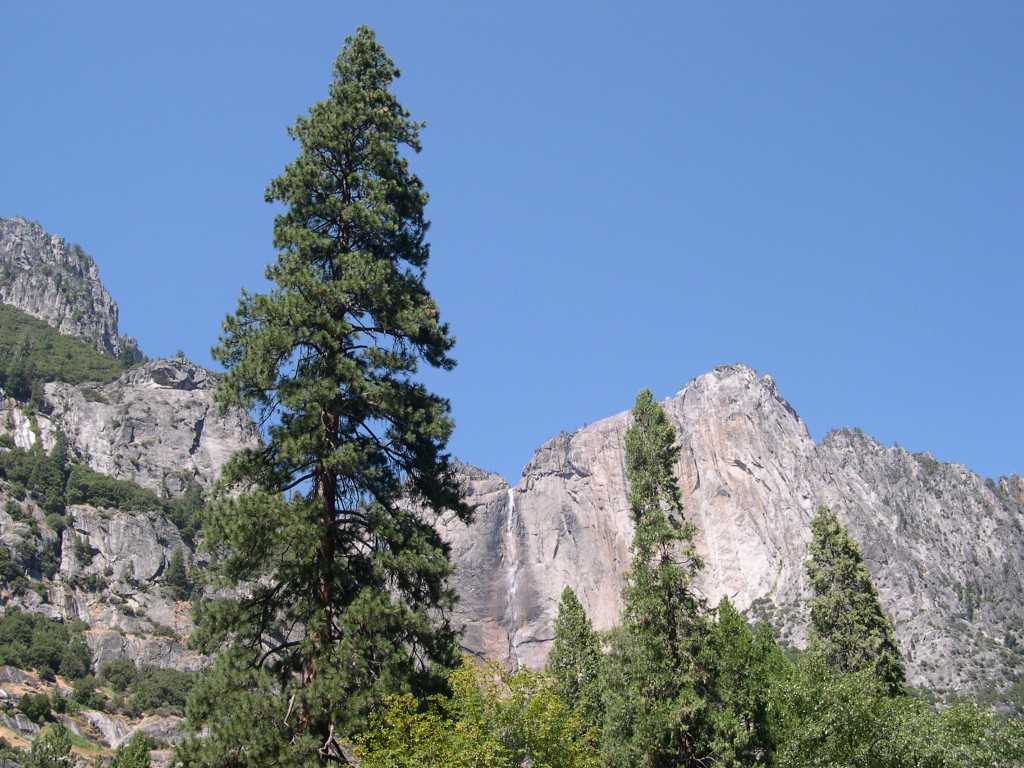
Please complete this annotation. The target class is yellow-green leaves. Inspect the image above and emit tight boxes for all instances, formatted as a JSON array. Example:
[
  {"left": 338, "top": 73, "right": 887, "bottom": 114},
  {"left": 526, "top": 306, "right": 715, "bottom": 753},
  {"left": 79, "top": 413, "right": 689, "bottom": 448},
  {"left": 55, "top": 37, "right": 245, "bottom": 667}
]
[{"left": 355, "top": 660, "right": 601, "bottom": 768}]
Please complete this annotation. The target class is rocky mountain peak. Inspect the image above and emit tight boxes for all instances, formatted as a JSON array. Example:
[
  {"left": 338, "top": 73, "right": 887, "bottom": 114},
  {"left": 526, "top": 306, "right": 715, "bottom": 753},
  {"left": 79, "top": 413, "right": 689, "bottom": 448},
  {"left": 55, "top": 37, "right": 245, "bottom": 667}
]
[
  {"left": 446, "top": 365, "right": 1024, "bottom": 707},
  {"left": 0, "top": 217, "right": 140, "bottom": 360},
  {"left": 124, "top": 357, "right": 215, "bottom": 392}
]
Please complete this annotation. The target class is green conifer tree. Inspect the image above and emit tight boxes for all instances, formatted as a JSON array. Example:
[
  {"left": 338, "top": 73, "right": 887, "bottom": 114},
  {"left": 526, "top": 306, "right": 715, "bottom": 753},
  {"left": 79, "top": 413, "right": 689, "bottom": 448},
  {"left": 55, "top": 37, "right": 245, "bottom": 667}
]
[
  {"left": 178, "top": 27, "right": 470, "bottom": 767},
  {"left": 546, "top": 586, "right": 602, "bottom": 732},
  {"left": 702, "top": 597, "right": 791, "bottom": 766},
  {"left": 602, "top": 389, "right": 709, "bottom": 768},
  {"left": 22, "top": 722, "right": 74, "bottom": 768},
  {"left": 111, "top": 731, "right": 151, "bottom": 768},
  {"left": 163, "top": 546, "right": 191, "bottom": 601},
  {"left": 805, "top": 505, "right": 905, "bottom": 695}
]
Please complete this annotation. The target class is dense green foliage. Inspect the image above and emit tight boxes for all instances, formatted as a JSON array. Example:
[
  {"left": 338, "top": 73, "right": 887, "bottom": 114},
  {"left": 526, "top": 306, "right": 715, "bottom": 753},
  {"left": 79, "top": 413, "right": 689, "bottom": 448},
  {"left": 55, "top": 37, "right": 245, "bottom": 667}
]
[
  {"left": 546, "top": 586, "right": 603, "bottom": 732},
  {"left": 64, "top": 464, "right": 164, "bottom": 513},
  {"left": 355, "top": 660, "right": 600, "bottom": 768},
  {"left": 122, "top": 665, "right": 195, "bottom": 717},
  {"left": 0, "top": 607, "right": 92, "bottom": 682},
  {"left": 0, "top": 541, "right": 27, "bottom": 592},
  {"left": 163, "top": 546, "right": 192, "bottom": 600},
  {"left": 110, "top": 732, "right": 151, "bottom": 768},
  {"left": 602, "top": 389, "right": 710, "bottom": 768},
  {"left": 20, "top": 722, "right": 74, "bottom": 768},
  {"left": 18, "top": 692, "right": 53, "bottom": 722},
  {"left": 0, "top": 434, "right": 71, "bottom": 516},
  {"left": 771, "top": 662, "right": 1024, "bottom": 767},
  {"left": 0, "top": 736, "right": 20, "bottom": 764},
  {"left": 99, "top": 658, "right": 195, "bottom": 717},
  {"left": 0, "top": 303, "right": 127, "bottom": 406},
  {"left": 164, "top": 478, "right": 207, "bottom": 542},
  {"left": 181, "top": 27, "right": 470, "bottom": 767},
  {"left": 806, "top": 504, "right": 906, "bottom": 694},
  {"left": 700, "top": 597, "right": 788, "bottom": 766},
  {"left": 0, "top": 437, "right": 206, "bottom": 534},
  {"left": 99, "top": 658, "right": 139, "bottom": 692}
]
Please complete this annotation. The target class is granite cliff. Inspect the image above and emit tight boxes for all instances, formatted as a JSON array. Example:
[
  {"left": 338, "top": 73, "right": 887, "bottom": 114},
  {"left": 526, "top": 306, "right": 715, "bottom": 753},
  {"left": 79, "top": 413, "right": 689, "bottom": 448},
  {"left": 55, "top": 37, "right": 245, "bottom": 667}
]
[
  {"left": 0, "top": 355, "right": 259, "bottom": 658},
  {"left": 0, "top": 220, "right": 259, "bottom": 756},
  {"left": 0, "top": 217, "right": 140, "bottom": 361},
  {"left": 445, "top": 365, "right": 1024, "bottom": 708}
]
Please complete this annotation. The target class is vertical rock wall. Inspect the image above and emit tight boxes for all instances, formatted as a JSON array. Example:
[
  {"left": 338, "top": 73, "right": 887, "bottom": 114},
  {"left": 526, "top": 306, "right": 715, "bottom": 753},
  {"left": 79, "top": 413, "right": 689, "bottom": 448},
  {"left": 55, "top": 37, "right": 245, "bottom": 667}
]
[{"left": 450, "top": 364, "right": 1024, "bottom": 704}]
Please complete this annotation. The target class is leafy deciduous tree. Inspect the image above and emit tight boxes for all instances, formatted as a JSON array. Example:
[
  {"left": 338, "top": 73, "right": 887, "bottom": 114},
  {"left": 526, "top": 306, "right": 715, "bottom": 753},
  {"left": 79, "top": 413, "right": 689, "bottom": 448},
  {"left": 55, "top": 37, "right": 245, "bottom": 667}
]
[
  {"left": 179, "top": 26, "right": 470, "bottom": 767},
  {"left": 355, "top": 659, "right": 600, "bottom": 768},
  {"left": 772, "top": 662, "right": 1024, "bottom": 768}
]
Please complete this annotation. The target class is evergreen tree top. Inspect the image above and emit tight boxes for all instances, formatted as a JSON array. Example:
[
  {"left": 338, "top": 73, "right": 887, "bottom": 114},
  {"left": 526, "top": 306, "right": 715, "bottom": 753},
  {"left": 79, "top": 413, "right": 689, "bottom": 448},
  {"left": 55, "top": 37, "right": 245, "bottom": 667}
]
[
  {"left": 623, "top": 389, "right": 701, "bottom": 575},
  {"left": 805, "top": 505, "right": 905, "bottom": 695},
  {"left": 187, "top": 27, "right": 467, "bottom": 768},
  {"left": 625, "top": 389, "right": 682, "bottom": 522}
]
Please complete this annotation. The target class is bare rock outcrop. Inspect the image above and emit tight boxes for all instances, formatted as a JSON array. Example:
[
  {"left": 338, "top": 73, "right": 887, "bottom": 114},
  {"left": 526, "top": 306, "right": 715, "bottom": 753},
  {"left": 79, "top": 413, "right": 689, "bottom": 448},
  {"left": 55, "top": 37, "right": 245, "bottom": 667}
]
[
  {"left": 449, "top": 364, "right": 1024, "bottom": 704},
  {"left": 0, "top": 359, "right": 256, "bottom": 674},
  {"left": 45, "top": 357, "right": 259, "bottom": 497},
  {"left": 0, "top": 217, "right": 140, "bottom": 360}
]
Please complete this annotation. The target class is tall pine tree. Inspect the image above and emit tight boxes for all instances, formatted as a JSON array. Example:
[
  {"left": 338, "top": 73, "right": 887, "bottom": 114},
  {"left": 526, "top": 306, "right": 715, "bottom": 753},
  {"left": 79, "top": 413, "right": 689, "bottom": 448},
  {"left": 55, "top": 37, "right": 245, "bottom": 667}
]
[
  {"left": 805, "top": 505, "right": 905, "bottom": 695},
  {"left": 602, "top": 389, "right": 710, "bottom": 768},
  {"left": 179, "top": 27, "right": 470, "bottom": 767},
  {"left": 701, "top": 597, "right": 790, "bottom": 766},
  {"left": 546, "top": 586, "right": 603, "bottom": 733}
]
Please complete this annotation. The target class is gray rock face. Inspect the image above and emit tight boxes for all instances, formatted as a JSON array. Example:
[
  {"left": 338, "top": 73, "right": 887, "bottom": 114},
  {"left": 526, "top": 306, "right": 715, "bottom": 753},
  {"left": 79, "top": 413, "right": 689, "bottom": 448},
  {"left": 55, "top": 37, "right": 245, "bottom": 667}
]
[
  {"left": 0, "top": 217, "right": 140, "bottom": 360},
  {"left": 60, "top": 504, "right": 196, "bottom": 651},
  {"left": 448, "top": 364, "right": 1024, "bottom": 704},
  {"left": 68, "top": 710, "right": 185, "bottom": 751},
  {"left": 45, "top": 357, "right": 260, "bottom": 496},
  {"left": 78, "top": 710, "right": 130, "bottom": 749},
  {"left": 0, "top": 494, "right": 204, "bottom": 672},
  {"left": 436, "top": 465, "right": 518, "bottom": 665},
  {"left": 0, "top": 711, "right": 40, "bottom": 735},
  {"left": 0, "top": 357, "right": 258, "bottom": 673}
]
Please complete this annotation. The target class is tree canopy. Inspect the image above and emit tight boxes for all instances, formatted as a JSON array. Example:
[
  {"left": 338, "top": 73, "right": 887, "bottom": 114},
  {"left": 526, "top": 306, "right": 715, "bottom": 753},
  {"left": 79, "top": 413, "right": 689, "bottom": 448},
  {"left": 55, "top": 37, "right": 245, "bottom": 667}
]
[
  {"left": 356, "top": 660, "right": 600, "bottom": 768},
  {"left": 179, "top": 26, "right": 469, "bottom": 767},
  {"left": 602, "top": 389, "right": 709, "bottom": 768},
  {"left": 546, "top": 586, "right": 603, "bottom": 733},
  {"left": 806, "top": 504, "right": 905, "bottom": 695}
]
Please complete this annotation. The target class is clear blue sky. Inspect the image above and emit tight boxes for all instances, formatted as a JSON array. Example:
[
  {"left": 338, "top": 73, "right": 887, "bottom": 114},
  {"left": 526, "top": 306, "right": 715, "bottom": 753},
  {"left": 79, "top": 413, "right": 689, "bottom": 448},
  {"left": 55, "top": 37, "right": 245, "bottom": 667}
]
[{"left": 2, "top": 4, "right": 1022, "bottom": 484}]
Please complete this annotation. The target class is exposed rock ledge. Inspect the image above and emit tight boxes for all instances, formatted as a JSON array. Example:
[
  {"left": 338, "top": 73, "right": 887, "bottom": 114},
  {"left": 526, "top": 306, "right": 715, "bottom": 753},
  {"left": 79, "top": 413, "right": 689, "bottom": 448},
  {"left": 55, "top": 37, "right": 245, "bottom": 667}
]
[{"left": 44, "top": 358, "right": 259, "bottom": 497}]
